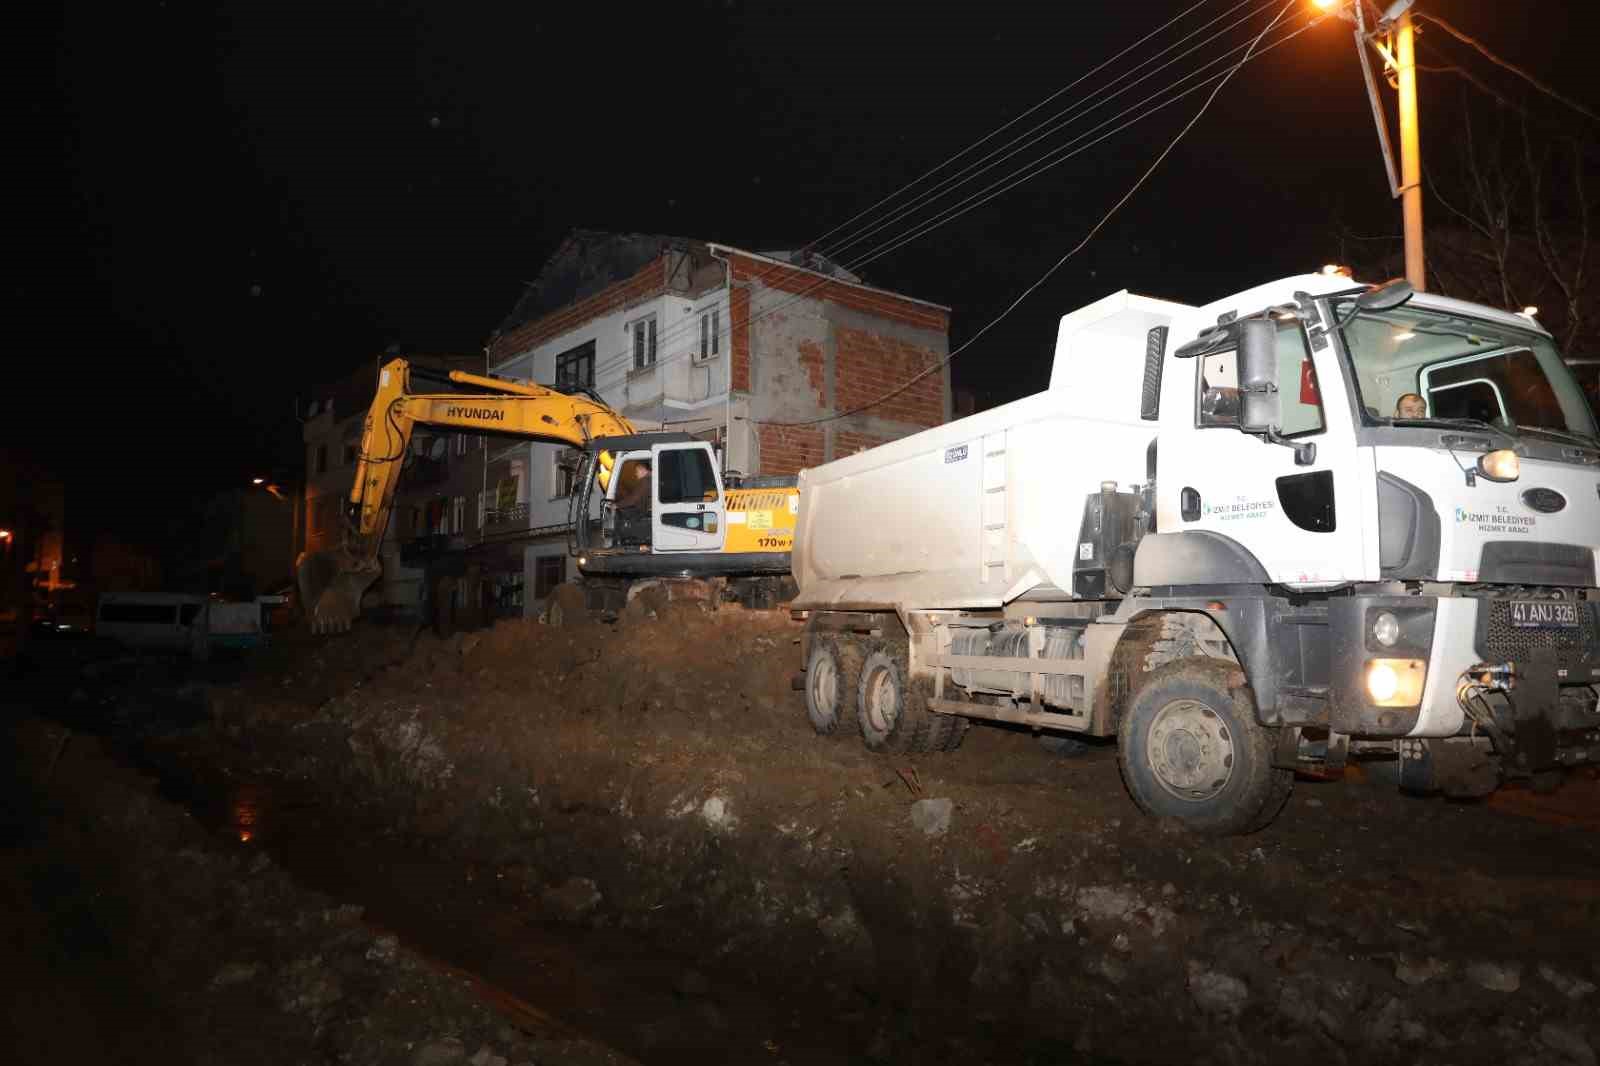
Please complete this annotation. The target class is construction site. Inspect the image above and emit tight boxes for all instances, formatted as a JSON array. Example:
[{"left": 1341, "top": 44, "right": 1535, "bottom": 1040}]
[{"left": 7, "top": 597, "right": 1597, "bottom": 1065}]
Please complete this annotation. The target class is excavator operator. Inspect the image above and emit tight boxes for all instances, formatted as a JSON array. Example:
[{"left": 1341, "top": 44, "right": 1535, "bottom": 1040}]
[{"left": 614, "top": 459, "right": 653, "bottom": 545}]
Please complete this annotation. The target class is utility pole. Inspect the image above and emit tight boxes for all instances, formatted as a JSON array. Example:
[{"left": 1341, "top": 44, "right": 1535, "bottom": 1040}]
[
  {"left": 1345, "top": 0, "right": 1426, "bottom": 290},
  {"left": 1395, "top": 9, "right": 1425, "bottom": 290}
]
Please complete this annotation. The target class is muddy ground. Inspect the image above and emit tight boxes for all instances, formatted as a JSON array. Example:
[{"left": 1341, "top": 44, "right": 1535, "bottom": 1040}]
[
  {"left": 10, "top": 598, "right": 1600, "bottom": 1064},
  {"left": 1, "top": 714, "right": 634, "bottom": 1066}
]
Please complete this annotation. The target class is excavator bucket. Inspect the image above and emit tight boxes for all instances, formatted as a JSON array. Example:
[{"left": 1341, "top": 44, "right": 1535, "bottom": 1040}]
[{"left": 295, "top": 550, "right": 380, "bottom": 634}]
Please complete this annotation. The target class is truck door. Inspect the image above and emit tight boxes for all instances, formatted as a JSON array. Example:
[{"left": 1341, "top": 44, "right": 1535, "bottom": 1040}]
[
  {"left": 651, "top": 441, "right": 727, "bottom": 553},
  {"left": 1158, "top": 316, "right": 1370, "bottom": 584}
]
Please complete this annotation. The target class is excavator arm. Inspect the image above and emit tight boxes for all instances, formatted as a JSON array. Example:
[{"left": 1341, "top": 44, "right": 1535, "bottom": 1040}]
[{"left": 297, "top": 358, "right": 636, "bottom": 632}]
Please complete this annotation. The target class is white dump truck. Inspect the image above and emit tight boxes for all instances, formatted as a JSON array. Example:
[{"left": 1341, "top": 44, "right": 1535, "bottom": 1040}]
[{"left": 791, "top": 274, "right": 1600, "bottom": 833}]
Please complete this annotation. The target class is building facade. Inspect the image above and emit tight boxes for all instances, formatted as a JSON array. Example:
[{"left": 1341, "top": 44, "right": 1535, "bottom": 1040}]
[
  {"left": 301, "top": 353, "right": 485, "bottom": 620},
  {"left": 480, "top": 231, "right": 953, "bottom": 616}
]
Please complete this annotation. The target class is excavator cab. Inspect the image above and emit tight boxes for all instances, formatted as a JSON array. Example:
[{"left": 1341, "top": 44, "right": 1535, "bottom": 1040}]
[{"left": 570, "top": 435, "right": 727, "bottom": 560}]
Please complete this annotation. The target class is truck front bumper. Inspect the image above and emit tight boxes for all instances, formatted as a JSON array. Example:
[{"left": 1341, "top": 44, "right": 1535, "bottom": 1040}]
[{"left": 1327, "top": 593, "right": 1600, "bottom": 769}]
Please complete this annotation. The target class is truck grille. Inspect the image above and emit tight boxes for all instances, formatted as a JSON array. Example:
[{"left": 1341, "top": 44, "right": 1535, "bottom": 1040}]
[{"left": 1475, "top": 597, "right": 1600, "bottom": 667}]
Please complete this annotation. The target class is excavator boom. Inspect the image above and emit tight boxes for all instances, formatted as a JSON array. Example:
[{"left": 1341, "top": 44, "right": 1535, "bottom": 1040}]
[{"left": 297, "top": 358, "right": 635, "bottom": 632}]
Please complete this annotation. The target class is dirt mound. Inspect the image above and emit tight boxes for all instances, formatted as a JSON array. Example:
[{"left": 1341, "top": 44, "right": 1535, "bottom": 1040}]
[{"left": 198, "top": 607, "right": 1600, "bottom": 1064}]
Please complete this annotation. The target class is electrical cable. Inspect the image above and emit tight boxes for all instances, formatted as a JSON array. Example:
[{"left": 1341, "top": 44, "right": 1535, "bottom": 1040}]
[
  {"left": 806, "top": 0, "right": 1222, "bottom": 255},
  {"left": 821, "top": 0, "right": 1281, "bottom": 263},
  {"left": 608, "top": 0, "right": 1283, "bottom": 367},
  {"left": 758, "top": 0, "right": 1303, "bottom": 429},
  {"left": 496, "top": 5, "right": 1320, "bottom": 432},
  {"left": 573, "top": 6, "right": 1323, "bottom": 397},
  {"left": 840, "top": 11, "right": 1323, "bottom": 278},
  {"left": 1413, "top": 12, "right": 1600, "bottom": 126}
]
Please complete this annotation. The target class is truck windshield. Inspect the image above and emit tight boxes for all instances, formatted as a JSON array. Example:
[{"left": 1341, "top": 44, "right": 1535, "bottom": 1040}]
[{"left": 1334, "top": 301, "right": 1598, "bottom": 442}]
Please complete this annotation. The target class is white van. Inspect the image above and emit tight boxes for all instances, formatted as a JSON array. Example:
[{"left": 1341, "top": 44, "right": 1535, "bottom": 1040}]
[{"left": 95, "top": 593, "right": 210, "bottom": 660}]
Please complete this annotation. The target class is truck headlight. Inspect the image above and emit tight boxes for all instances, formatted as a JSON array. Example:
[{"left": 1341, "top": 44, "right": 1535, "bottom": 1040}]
[
  {"left": 1476, "top": 449, "right": 1520, "bottom": 483},
  {"left": 1372, "top": 611, "right": 1401, "bottom": 647},
  {"left": 1366, "top": 658, "right": 1426, "bottom": 707}
]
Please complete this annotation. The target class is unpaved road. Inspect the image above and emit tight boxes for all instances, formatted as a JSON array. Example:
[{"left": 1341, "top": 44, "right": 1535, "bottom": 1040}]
[{"left": 9, "top": 601, "right": 1600, "bottom": 1064}]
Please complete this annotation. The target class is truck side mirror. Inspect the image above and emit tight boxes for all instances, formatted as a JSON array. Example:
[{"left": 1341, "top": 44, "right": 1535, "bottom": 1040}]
[
  {"left": 1238, "top": 317, "right": 1317, "bottom": 466},
  {"left": 1238, "top": 318, "right": 1280, "bottom": 435}
]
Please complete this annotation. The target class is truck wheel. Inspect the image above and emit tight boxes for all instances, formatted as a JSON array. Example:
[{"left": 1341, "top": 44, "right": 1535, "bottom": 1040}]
[
  {"left": 804, "top": 636, "right": 862, "bottom": 736},
  {"left": 857, "top": 645, "right": 965, "bottom": 754},
  {"left": 1117, "top": 659, "right": 1290, "bottom": 835}
]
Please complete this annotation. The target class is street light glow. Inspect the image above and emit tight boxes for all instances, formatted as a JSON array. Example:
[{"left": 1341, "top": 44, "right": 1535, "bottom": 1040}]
[
  {"left": 252, "top": 477, "right": 266, "bottom": 485},
  {"left": 1311, "top": 0, "right": 1342, "bottom": 9}
]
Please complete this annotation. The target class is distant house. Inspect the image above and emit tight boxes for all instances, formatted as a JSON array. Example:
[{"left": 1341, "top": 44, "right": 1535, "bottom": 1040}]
[
  {"left": 300, "top": 352, "right": 483, "bottom": 619},
  {"left": 479, "top": 230, "right": 953, "bottom": 615}
]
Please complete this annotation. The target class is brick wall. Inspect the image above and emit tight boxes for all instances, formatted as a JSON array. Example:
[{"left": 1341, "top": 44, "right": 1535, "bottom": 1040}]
[
  {"left": 834, "top": 327, "right": 945, "bottom": 428},
  {"left": 727, "top": 253, "right": 948, "bottom": 334},
  {"left": 757, "top": 425, "right": 825, "bottom": 477},
  {"left": 489, "top": 254, "right": 668, "bottom": 363},
  {"left": 833, "top": 430, "right": 891, "bottom": 457},
  {"left": 730, "top": 284, "right": 751, "bottom": 392}
]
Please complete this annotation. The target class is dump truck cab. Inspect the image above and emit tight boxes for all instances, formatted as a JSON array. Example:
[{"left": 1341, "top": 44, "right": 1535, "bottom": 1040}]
[{"left": 1147, "top": 275, "right": 1600, "bottom": 794}]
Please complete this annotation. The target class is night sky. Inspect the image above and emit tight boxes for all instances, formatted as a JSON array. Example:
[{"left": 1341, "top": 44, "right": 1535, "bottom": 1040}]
[{"left": 16, "top": 0, "right": 1591, "bottom": 544}]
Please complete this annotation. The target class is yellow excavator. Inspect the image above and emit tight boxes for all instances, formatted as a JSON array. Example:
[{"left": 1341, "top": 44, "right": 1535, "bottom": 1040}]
[{"left": 296, "top": 358, "right": 797, "bottom": 632}]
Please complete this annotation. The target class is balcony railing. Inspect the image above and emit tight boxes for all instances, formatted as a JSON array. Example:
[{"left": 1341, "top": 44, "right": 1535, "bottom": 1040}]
[{"left": 482, "top": 503, "right": 530, "bottom": 536}]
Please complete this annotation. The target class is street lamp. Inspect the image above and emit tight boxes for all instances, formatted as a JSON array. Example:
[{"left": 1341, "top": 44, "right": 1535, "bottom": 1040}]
[
  {"left": 252, "top": 477, "right": 266, "bottom": 485},
  {"left": 1324, "top": 0, "right": 1426, "bottom": 289}
]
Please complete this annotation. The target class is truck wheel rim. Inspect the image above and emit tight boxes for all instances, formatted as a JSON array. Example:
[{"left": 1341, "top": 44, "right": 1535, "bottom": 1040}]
[
  {"left": 863, "top": 667, "right": 897, "bottom": 735},
  {"left": 1147, "top": 698, "right": 1234, "bottom": 801},
  {"left": 810, "top": 655, "right": 837, "bottom": 712}
]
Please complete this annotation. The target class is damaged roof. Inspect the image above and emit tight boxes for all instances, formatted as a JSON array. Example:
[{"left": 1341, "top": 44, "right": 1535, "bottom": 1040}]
[{"left": 494, "top": 229, "right": 865, "bottom": 336}]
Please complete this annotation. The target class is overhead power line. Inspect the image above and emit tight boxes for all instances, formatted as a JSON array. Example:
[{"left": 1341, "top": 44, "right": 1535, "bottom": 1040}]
[
  {"left": 608, "top": 0, "right": 1257, "bottom": 374},
  {"left": 805, "top": 0, "right": 1222, "bottom": 255},
  {"left": 621, "top": 4, "right": 1318, "bottom": 388},
  {"left": 758, "top": 0, "right": 1303, "bottom": 430},
  {"left": 1414, "top": 12, "right": 1600, "bottom": 125},
  {"left": 819, "top": 0, "right": 1280, "bottom": 263}
]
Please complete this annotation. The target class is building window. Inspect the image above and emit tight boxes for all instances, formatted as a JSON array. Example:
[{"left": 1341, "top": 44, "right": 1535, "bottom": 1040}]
[
  {"left": 632, "top": 316, "right": 657, "bottom": 370},
  {"left": 699, "top": 307, "right": 721, "bottom": 361},
  {"left": 553, "top": 449, "right": 580, "bottom": 499},
  {"left": 555, "top": 340, "right": 596, "bottom": 390},
  {"left": 534, "top": 554, "right": 565, "bottom": 600},
  {"left": 476, "top": 490, "right": 486, "bottom": 529},
  {"left": 314, "top": 444, "right": 328, "bottom": 474},
  {"left": 452, "top": 495, "right": 465, "bottom": 534},
  {"left": 455, "top": 433, "right": 467, "bottom": 456},
  {"left": 343, "top": 441, "right": 359, "bottom": 466}
]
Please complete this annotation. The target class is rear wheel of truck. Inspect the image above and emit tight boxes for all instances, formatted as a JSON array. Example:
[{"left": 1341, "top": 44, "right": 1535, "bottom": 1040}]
[
  {"left": 1117, "top": 659, "right": 1290, "bottom": 835},
  {"left": 856, "top": 645, "right": 967, "bottom": 754},
  {"left": 804, "top": 636, "right": 862, "bottom": 737}
]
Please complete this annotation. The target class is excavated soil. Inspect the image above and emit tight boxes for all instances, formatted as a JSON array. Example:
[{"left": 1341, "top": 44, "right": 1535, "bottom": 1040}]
[{"left": 143, "top": 599, "right": 1600, "bottom": 1063}]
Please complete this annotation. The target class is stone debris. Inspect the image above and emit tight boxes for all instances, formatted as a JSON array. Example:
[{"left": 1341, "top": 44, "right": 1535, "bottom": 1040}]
[
  {"left": 1541, "top": 964, "right": 1598, "bottom": 1001},
  {"left": 909, "top": 797, "right": 953, "bottom": 838},
  {"left": 542, "top": 876, "right": 603, "bottom": 919},
  {"left": 1466, "top": 960, "right": 1523, "bottom": 993},
  {"left": 1394, "top": 954, "right": 1451, "bottom": 986},
  {"left": 366, "top": 933, "right": 400, "bottom": 963},
  {"left": 211, "top": 961, "right": 260, "bottom": 987},
  {"left": 1187, "top": 962, "right": 1250, "bottom": 1017},
  {"left": 469, "top": 1045, "right": 509, "bottom": 1066},
  {"left": 413, "top": 1038, "right": 466, "bottom": 1066},
  {"left": 1539, "top": 1023, "right": 1597, "bottom": 1066}
]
